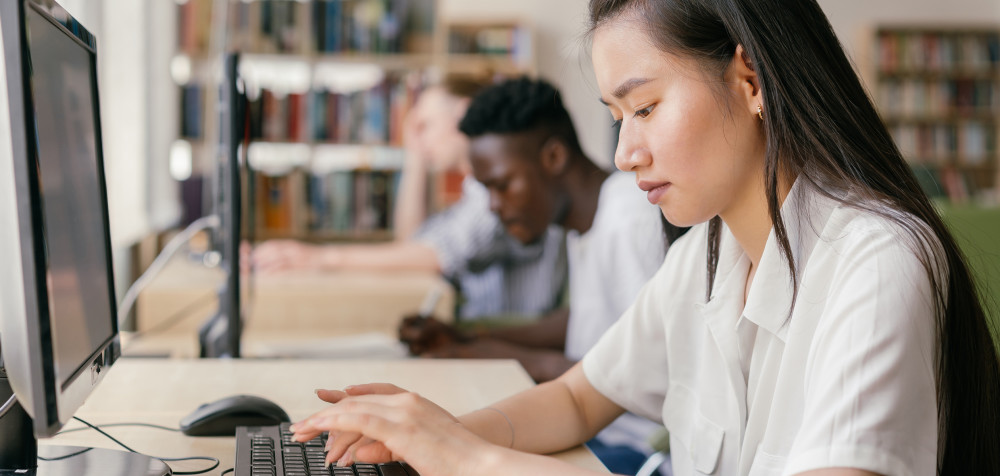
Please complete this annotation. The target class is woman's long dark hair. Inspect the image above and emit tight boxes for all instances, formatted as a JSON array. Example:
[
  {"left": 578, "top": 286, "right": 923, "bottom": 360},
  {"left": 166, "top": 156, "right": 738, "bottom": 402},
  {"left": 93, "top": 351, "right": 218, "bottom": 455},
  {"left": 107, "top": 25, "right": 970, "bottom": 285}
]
[{"left": 588, "top": 0, "right": 1000, "bottom": 473}]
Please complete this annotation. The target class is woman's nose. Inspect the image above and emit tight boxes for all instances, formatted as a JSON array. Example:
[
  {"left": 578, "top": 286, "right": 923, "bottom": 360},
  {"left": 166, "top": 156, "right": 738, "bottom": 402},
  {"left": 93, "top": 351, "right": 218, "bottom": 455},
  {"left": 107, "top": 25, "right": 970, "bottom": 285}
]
[{"left": 614, "top": 121, "right": 651, "bottom": 172}]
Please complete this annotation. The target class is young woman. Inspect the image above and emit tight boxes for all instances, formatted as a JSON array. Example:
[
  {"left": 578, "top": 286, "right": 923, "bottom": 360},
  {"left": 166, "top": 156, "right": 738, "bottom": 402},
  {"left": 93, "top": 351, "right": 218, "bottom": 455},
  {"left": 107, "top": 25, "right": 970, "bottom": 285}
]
[{"left": 290, "top": 1, "right": 1000, "bottom": 475}]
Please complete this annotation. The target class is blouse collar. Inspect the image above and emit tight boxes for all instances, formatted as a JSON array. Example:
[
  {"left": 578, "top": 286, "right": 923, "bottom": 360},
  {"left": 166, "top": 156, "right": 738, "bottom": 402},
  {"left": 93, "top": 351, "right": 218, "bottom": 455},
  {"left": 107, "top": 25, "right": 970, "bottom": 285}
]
[{"left": 710, "top": 179, "right": 840, "bottom": 341}]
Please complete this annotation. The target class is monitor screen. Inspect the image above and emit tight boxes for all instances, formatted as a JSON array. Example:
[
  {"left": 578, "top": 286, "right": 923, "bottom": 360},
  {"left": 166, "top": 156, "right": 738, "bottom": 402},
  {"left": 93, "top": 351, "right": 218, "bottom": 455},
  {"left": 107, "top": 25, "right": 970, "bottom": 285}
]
[{"left": 24, "top": 5, "right": 114, "bottom": 391}]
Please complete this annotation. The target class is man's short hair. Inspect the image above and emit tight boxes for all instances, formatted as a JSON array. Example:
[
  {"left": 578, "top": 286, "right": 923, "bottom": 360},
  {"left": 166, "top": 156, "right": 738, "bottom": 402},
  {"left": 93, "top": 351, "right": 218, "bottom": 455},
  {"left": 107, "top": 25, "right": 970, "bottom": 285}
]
[{"left": 458, "top": 77, "right": 583, "bottom": 155}]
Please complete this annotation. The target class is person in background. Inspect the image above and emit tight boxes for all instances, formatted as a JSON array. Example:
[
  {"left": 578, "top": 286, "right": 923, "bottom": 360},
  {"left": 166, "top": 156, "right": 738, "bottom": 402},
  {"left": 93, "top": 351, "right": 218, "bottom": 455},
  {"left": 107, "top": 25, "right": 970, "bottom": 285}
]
[
  {"left": 251, "top": 75, "right": 567, "bottom": 321},
  {"left": 399, "top": 77, "right": 686, "bottom": 475},
  {"left": 289, "top": 0, "right": 1000, "bottom": 475}
]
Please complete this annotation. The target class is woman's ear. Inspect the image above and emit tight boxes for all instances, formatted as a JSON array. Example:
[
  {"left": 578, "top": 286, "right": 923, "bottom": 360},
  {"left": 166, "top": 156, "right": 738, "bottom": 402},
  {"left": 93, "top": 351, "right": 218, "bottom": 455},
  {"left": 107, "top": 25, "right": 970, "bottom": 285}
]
[{"left": 732, "top": 44, "right": 761, "bottom": 114}]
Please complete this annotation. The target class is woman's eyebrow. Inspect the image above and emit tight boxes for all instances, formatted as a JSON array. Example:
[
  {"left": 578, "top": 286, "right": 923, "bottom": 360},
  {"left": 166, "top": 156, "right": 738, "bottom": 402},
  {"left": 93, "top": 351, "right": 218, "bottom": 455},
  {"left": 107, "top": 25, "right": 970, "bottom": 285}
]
[{"left": 599, "top": 77, "right": 653, "bottom": 105}]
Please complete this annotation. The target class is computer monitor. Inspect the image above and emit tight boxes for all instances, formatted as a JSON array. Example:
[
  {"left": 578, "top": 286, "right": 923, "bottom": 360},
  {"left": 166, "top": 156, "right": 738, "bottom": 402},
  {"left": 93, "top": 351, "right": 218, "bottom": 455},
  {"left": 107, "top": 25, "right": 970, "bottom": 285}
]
[
  {"left": 199, "top": 53, "right": 246, "bottom": 358},
  {"left": 0, "top": 1, "right": 167, "bottom": 473}
]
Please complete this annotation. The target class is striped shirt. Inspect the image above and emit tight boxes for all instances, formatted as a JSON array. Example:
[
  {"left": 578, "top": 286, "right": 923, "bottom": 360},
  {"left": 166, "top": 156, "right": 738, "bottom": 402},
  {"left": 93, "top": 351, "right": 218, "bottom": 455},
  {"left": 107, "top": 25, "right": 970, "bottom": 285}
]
[{"left": 415, "top": 177, "right": 567, "bottom": 320}]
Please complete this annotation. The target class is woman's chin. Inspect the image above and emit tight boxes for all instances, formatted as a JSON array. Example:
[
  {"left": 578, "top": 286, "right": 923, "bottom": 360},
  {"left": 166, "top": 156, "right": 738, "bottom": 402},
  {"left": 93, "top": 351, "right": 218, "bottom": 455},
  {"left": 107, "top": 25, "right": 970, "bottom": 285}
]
[{"left": 660, "top": 205, "right": 711, "bottom": 229}]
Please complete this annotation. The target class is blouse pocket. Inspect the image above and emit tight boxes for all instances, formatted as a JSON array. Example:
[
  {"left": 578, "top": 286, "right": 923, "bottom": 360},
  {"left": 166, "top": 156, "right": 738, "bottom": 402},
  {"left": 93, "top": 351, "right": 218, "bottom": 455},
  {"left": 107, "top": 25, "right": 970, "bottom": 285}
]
[
  {"left": 663, "top": 384, "right": 725, "bottom": 474},
  {"left": 747, "top": 445, "right": 788, "bottom": 476}
]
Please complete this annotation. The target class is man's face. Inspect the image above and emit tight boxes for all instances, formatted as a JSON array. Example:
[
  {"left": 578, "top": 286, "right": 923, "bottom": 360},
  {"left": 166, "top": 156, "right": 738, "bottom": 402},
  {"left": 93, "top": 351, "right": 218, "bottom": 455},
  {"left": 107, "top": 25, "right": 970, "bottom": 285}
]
[
  {"left": 408, "top": 88, "right": 468, "bottom": 172},
  {"left": 469, "top": 133, "right": 556, "bottom": 244}
]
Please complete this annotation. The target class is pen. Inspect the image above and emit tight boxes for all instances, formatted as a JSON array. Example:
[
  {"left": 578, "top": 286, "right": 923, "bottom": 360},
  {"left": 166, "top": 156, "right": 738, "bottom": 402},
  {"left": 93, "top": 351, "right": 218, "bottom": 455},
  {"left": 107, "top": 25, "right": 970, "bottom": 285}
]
[{"left": 417, "top": 285, "right": 443, "bottom": 319}]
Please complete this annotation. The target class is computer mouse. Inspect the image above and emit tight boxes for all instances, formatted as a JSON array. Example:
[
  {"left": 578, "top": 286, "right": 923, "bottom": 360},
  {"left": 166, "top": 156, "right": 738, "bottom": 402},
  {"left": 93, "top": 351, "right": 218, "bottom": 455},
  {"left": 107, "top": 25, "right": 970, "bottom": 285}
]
[{"left": 179, "top": 394, "right": 290, "bottom": 437}]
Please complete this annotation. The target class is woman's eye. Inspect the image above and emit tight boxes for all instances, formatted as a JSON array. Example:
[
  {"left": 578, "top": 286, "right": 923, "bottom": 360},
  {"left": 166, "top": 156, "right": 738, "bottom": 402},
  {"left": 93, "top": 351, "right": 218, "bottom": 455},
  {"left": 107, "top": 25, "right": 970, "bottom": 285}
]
[
  {"left": 634, "top": 104, "right": 656, "bottom": 119},
  {"left": 611, "top": 118, "right": 622, "bottom": 129}
]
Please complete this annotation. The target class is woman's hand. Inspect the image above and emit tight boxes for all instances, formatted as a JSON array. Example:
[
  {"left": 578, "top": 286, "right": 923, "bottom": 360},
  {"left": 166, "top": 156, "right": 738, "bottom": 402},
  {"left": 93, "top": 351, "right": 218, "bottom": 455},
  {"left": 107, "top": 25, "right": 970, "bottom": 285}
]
[
  {"left": 312, "top": 385, "right": 398, "bottom": 466},
  {"left": 291, "top": 384, "right": 494, "bottom": 476}
]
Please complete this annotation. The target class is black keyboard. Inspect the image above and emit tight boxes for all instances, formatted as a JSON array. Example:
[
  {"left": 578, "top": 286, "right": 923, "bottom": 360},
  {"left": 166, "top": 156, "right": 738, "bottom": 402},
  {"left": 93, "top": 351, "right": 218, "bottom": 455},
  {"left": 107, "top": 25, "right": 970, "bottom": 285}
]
[{"left": 235, "top": 423, "right": 419, "bottom": 476}]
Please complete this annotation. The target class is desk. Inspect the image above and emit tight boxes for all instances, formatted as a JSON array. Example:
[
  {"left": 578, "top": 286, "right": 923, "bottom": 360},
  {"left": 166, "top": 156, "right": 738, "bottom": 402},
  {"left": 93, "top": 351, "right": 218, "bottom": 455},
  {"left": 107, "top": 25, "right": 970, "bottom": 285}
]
[
  {"left": 46, "top": 358, "right": 606, "bottom": 474},
  {"left": 133, "top": 257, "right": 456, "bottom": 357}
]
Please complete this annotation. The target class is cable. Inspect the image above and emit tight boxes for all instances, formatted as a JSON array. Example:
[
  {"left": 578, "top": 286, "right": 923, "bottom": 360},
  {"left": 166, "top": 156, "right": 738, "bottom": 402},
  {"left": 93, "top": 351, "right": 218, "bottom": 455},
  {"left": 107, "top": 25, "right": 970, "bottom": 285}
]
[
  {"left": 0, "top": 393, "right": 16, "bottom": 419},
  {"left": 118, "top": 215, "right": 219, "bottom": 328},
  {"left": 56, "top": 421, "right": 181, "bottom": 435},
  {"left": 65, "top": 416, "right": 220, "bottom": 475},
  {"left": 157, "top": 455, "right": 220, "bottom": 476},
  {"left": 124, "top": 292, "right": 216, "bottom": 346},
  {"left": 38, "top": 447, "right": 93, "bottom": 461},
  {"left": 220, "top": 469, "right": 234, "bottom": 476}
]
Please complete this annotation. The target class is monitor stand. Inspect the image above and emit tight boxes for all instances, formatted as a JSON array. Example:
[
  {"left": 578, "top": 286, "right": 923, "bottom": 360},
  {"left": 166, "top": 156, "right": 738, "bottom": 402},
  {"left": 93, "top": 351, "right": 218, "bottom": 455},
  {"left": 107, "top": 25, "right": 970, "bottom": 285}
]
[
  {"left": 0, "top": 371, "right": 169, "bottom": 476},
  {"left": 35, "top": 446, "right": 170, "bottom": 476}
]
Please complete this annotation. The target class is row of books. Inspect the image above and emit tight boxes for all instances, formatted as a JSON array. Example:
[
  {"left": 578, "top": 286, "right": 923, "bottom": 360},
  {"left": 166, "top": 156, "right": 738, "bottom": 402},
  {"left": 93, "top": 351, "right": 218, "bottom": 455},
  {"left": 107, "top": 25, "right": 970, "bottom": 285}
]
[
  {"left": 448, "top": 24, "right": 529, "bottom": 56},
  {"left": 889, "top": 122, "right": 996, "bottom": 165},
  {"left": 180, "top": 73, "right": 424, "bottom": 143},
  {"left": 257, "top": 73, "right": 421, "bottom": 145},
  {"left": 912, "top": 164, "right": 993, "bottom": 204},
  {"left": 178, "top": 0, "right": 436, "bottom": 56},
  {"left": 312, "top": 0, "right": 435, "bottom": 54},
  {"left": 877, "top": 78, "right": 997, "bottom": 118},
  {"left": 256, "top": 169, "right": 401, "bottom": 236},
  {"left": 877, "top": 30, "right": 1000, "bottom": 73}
]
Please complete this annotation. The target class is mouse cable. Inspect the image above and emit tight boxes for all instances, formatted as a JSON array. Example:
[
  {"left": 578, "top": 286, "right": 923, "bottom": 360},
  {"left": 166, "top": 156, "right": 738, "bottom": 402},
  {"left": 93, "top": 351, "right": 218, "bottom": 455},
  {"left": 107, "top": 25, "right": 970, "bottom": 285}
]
[
  {"left": 221, "top": 469, "right": 234, "bottom": 476},
  {"left": 52, "top": 416, "right": 221, "bottom": 475},
  {"left": 125, "top": 292, "right": 216, "bottom": 343},
  {"left": 56, "top": 421, "right": 181, "bottom": 435},
  {"left": 38, "top": 447, "right": 93, "bottom": 461}
]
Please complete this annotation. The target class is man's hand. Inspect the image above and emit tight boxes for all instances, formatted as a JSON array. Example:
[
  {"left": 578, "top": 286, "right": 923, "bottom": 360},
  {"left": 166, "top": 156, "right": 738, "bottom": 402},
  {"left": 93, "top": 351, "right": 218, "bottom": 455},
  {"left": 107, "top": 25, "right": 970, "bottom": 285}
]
[
  {"left": 251, "top": 240, "right": 335, "bottom": 274},
  {"left": 398, "top": 315, "right": 470, "bottom": 355}
]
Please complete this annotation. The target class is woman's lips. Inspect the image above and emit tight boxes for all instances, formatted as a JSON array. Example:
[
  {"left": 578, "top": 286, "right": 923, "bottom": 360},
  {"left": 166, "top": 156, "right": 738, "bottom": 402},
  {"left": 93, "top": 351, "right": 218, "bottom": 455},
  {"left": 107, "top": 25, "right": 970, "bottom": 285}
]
[{"left": 637, "top": 180, "right": 671, "bottom": 205}]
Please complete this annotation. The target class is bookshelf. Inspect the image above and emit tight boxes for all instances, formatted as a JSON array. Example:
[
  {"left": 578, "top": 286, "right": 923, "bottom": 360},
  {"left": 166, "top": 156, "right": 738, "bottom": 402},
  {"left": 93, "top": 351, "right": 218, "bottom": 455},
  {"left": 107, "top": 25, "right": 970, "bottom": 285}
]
[
  {"left": 444, "top": 19, "right": 537, "bottom": 76},
  {"left": 872, "top": 26, "right": 1000, "bottom": 205},
  {"left": 172, "top": 0, "right": 535, "bottom": 242}
]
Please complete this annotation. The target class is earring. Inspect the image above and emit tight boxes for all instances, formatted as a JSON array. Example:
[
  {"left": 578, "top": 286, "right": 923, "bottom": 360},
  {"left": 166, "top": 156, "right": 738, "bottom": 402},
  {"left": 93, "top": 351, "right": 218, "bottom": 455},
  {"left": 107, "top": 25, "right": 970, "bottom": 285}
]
[{"left": 757, "top": 104, "right": 764, "bottom": 121}]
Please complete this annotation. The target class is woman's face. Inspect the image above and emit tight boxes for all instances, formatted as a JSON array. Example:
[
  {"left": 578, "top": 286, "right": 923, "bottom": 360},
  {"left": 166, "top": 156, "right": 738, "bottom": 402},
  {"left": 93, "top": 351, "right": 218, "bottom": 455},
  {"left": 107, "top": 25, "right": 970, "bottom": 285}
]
[{"left": 592, "top": 19, "right": 766, "bottom": 227}]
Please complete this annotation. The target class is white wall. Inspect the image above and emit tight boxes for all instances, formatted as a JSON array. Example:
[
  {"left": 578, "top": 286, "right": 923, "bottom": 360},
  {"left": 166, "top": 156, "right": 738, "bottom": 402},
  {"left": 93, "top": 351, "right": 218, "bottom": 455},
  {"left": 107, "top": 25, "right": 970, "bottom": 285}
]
[
  {"left": 441, "top": 0, "right": 616, "bottom": 168},
  {"left": 100, "top": 1, "right": 153, "bottom": 247}
]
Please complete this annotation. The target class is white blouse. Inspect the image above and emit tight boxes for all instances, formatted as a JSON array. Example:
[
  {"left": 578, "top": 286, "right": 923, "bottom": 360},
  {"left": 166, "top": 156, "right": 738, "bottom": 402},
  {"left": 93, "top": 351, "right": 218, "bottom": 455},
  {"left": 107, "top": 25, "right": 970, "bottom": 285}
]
[{"left": 582, "top": 183, "right": 939, "bottom": 476}]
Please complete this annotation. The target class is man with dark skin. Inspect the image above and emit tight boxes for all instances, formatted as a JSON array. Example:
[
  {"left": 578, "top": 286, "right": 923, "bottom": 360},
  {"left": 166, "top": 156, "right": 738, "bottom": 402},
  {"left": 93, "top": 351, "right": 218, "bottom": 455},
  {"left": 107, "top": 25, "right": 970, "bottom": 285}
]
[
  {"left": 399, "top": 77, "right": 683, "bottom": 383},
  {"left": 401, "top": 129, "right": 606, "bottom": 381}
]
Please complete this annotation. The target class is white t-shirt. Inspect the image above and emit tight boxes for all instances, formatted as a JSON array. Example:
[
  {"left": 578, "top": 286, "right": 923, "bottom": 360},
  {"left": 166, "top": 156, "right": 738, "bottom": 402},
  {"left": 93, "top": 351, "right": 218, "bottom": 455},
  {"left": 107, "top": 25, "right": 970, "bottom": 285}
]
[
  {"left": 582, "top": 182, "right": 939, "bottom": 476},
  {"left": 416, "top": 177, "right": 567, "bottom": 320},
  {"left": 566, "top": 172, "right": 667, "bottom": 453},
  {"left": 565, "top": 171, "right": 666, "bottom": 360}
]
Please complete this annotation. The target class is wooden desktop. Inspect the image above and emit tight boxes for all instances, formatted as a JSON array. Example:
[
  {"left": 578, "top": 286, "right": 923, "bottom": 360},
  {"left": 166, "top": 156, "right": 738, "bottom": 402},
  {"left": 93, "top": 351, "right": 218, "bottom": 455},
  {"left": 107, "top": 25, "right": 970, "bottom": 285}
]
[
  {"left": 45, "top": 358, "right": 607, "bottom": 474},
  {"left": 131, "top": 256, "right": 456, "bottom": 358},
  {"left": 107, "top": 252, "right": 607, "bottom": 474}
]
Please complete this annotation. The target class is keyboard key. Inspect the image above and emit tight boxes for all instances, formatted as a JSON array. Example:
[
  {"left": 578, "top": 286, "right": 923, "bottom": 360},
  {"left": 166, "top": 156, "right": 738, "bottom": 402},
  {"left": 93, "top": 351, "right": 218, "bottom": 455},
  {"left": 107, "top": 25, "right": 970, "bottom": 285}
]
[
  {"left": 237, "top": 425, "right": 422, "bottom": 476},
  {"left": 376, "top": 464, "right": 411, "bottom": 476}
]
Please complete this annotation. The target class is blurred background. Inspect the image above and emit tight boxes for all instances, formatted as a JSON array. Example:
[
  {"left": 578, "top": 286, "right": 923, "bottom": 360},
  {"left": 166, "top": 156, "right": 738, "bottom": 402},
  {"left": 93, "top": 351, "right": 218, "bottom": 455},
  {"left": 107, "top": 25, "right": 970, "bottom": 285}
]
[{"left": 52, "top": 0, "right": 1000, "bottom": 354}]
